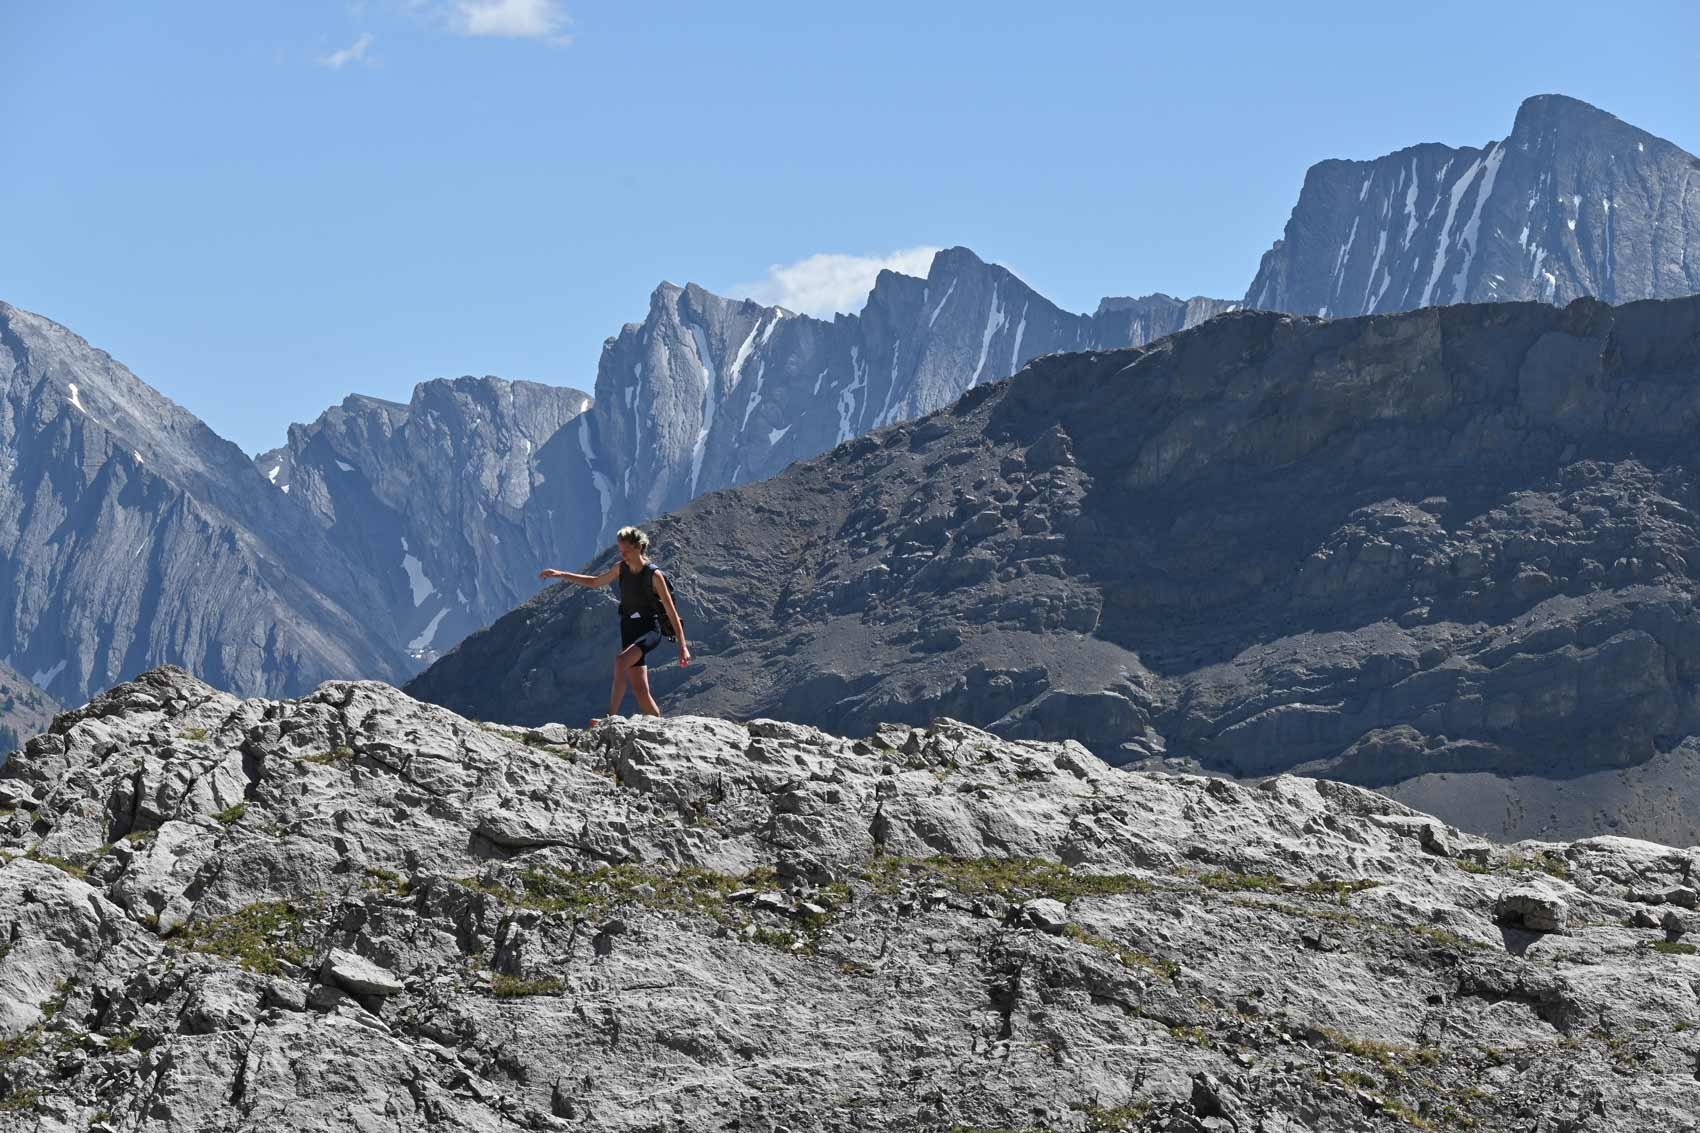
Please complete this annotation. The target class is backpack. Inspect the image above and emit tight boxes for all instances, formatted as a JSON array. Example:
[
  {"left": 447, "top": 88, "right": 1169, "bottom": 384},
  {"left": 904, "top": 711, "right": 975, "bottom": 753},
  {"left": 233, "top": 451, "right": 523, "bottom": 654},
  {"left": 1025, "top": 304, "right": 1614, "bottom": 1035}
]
[{"left": 642, "top": 564, "right": 678, "bottom": 639}]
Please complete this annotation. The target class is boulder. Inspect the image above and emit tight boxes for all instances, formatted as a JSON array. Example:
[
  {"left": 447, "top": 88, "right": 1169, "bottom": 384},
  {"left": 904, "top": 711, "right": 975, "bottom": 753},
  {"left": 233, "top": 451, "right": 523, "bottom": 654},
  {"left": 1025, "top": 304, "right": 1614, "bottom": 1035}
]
[
  {"left": 1495, "top": 885, "right": 1570, "bottom": 934},
  {"left": 320, "top": 949, "right": 404, "bottom": 997}
]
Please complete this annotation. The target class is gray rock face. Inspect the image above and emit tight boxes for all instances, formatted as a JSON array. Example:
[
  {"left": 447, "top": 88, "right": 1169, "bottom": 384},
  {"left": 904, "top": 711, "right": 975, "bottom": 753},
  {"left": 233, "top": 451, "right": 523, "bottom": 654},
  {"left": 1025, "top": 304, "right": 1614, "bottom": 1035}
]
[
  {"left": 4, "top": 665, "right": 1699, "bottom": 1129},
  {"left": 0, "top": 303, "right": 410, "bottom": 706},
  {"left": 0, "top": 660, "right": 57, "bottom": 759},
  {"left": 561, "top": 247, "right": 1237, "bottom": 561},
  {"left": 1247, "top": 94, "right": 1700, "bottom": 317},
  {"left": 414, "top": 293, "right": 1700, "bottom": 844},
  {"left": 254, "top": 377, "right": 592, "bottom": 666}
]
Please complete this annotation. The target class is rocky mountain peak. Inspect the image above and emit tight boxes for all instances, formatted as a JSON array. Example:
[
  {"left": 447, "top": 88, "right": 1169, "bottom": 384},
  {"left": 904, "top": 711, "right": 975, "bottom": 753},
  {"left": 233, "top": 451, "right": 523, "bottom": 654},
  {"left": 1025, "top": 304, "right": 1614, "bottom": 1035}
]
[
  {"left": 0, "top": 303, "right": 409, "bottom": 705},
  {"left": 1246, "top": 95, "right": 1700, "bottom": 317},
  {"left": 255, "top": 373, "right": 592, "bottom": 671},
  {"left": 552, "top": 248, "right": 1237, "bottom": 571},
  {"left": 1511, "top": 92, "right": 1644, "bottom": 140}
]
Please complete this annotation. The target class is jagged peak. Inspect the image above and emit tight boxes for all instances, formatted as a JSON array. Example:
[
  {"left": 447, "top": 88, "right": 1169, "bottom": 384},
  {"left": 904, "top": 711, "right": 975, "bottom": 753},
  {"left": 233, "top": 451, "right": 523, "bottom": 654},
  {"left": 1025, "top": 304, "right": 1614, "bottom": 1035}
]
[
  {"left": 927, "top": 245, "right": 989, "bottom": 273},
  {"left": 1095, "top": 293, "right": 1183, "bottom": 316},
  {"left": 1510, "top": 92, "right": 1687, "bottom": 157}
]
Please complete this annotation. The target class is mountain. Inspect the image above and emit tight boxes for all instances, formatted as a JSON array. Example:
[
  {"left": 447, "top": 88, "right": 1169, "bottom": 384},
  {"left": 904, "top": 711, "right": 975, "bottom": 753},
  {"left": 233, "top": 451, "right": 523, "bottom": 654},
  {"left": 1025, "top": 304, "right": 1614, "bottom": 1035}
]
[
  {"left": 2, "top": 665, "right": 1696, "bottom": 1129},
  {"left": 558, "top": 247, "right": 1237, "bottom": 559},
  {"left": 0, "top": 661, "right": 57, "bottom": 757},
  {"left": 0, "top": 250, "right": 1228, "bottom": 708},
  {"left": 412, "top": 292, "right": 1700, "bottom": 844},
  {"left": 1246, "top": 94, "right": 1700, "bottom": 317},
  {"left": 0, "top": 302, "right": 410, "bottom": 706},
  {"left": 255, "top": 377, "right": 592, "bottom": 665},
  {"left": 255, "top": 249, "right": 1234, "bottom": 664}
]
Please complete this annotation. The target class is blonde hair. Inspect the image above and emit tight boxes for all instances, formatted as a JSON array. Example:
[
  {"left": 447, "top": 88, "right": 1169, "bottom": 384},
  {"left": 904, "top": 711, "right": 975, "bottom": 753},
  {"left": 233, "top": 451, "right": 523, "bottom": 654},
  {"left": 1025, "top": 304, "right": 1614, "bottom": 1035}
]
[{"left": 617, "top": 526, "right": 651, "bottom": 552}]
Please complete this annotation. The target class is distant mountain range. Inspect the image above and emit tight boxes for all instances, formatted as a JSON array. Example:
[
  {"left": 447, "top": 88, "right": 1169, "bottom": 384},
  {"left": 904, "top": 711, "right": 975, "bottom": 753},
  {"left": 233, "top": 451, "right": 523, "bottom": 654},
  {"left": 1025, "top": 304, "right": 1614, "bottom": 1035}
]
[
  {"left": 0, "top": 252, "right": 1231, "bottom": 705},
  {"left": 2, "top": 93, "right": 1698, "bottom": 719},
  {"left": 554, "top": 250, "right": 1238, "bottom": 560}
]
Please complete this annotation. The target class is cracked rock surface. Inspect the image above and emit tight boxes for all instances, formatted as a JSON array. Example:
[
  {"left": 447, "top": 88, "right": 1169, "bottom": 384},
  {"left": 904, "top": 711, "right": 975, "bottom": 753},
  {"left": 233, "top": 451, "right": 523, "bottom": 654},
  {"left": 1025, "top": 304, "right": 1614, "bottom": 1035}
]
[{"left": 3, "top": 666, "right": 1700, "bottom": 1130}]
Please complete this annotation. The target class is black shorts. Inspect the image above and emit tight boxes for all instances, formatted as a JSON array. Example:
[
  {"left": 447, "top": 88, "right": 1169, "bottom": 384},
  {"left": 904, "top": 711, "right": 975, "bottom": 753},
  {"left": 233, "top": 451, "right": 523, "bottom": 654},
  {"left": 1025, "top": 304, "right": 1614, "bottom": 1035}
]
[{"left": 620, "top": 615, "right": 665, "bottom": 668}]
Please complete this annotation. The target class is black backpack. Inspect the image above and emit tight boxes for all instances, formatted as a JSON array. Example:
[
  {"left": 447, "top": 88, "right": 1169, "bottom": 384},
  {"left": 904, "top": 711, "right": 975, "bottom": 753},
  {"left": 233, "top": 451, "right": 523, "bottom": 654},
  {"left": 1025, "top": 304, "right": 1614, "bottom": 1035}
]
[{"left": 642, "top": 564, "right": 678, "bottom": 639}]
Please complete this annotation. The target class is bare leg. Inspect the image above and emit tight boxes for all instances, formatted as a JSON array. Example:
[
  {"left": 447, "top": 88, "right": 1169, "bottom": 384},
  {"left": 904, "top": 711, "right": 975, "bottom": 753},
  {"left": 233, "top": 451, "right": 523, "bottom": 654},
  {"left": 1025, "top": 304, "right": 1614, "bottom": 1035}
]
[
  {"left": 629, "top": 662, "right": 661, "bottom": 716},
  {"left": 610, "top": 648, "right": 639, "bottom": 714}
]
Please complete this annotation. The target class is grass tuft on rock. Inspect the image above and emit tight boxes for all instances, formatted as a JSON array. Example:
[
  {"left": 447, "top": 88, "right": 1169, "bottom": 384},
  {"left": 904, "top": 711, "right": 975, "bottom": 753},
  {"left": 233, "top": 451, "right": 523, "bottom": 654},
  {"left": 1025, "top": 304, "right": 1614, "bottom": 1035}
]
[
  {"left": 171, "top": 899, "right": 317, "bottom": 975},
  {"left": 1068, "top": 1100, "right": 1155, "bottom": 1130},
  {"left": 491, "top": 974, "right": 564, "bottom": 998},
  {"left": 460, "top": 862, "right": 848, "bottom": 957},
  {"left": 0, "top": 1088, "right": 39, "bottom": 1112},
  {"left": 863, "top": 855, "right": 1154, "bottom": 903},
  {"left": 364, "top": 865, "right": 410, "bottom": 897},
  {"left": 1062, "top": 923, "right": 1180, "bottom": 980},
  {"left": 24, "top": 850, "right": 88, "bottom": 880}
]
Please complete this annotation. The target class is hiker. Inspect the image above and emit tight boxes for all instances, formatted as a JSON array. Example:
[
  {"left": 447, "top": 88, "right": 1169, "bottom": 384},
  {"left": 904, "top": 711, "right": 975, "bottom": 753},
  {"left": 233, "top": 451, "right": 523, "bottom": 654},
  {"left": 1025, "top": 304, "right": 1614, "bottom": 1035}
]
[{"left": 538, "top": 525, "right": 690, "bottom": 720}]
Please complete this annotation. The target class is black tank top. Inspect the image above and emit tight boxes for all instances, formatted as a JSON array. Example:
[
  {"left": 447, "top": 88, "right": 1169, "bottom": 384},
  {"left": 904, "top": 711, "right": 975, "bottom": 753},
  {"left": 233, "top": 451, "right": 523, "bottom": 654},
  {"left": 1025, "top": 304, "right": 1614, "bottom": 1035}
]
[{"left": 618, "top": 561, "right": 660, "bottom": 621}]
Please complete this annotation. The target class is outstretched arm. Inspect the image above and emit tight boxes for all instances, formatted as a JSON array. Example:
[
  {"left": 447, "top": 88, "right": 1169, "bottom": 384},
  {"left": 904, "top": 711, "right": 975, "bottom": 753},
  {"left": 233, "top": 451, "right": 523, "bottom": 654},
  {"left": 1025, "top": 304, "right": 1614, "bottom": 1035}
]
[
  {"left": 538, "top": 564, "right": 619, "bottom": 588},
  {"left": 653, "top": 572, "right": 691, "bottom": 665}
]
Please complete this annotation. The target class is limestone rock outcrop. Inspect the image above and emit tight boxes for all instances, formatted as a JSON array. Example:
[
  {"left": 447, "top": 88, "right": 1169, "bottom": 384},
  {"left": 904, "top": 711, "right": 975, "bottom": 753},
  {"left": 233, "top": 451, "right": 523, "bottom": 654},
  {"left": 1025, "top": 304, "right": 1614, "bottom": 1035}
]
[{"left": 3, "top": 666, "right": 1699, "bottom": 1129}]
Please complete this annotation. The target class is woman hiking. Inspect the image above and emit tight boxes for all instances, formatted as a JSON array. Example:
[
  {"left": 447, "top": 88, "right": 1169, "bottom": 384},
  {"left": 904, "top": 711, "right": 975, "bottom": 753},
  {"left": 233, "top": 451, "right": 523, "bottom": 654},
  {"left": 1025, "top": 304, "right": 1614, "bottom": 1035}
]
[{"left": 538, "top": 526, "right": 691, "bottom": 720}]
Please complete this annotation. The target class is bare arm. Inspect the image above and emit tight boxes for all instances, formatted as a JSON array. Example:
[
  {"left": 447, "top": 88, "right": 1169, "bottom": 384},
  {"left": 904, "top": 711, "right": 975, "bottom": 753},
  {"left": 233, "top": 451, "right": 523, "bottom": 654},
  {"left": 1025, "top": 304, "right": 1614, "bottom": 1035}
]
[
  {"left": 538, "top": 564, "right": 620, "bottom": 588},
  {"left": 652, "top": 572, "right": 691, "bottom": 663}
]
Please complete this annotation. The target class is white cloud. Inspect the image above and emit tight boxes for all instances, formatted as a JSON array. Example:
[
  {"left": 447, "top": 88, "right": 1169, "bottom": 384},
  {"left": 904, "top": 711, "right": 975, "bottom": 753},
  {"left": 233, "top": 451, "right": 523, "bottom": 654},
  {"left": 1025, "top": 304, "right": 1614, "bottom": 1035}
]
[
  {"left": 319, "top": 32, "right": 376, "bottom": 69},
  {"left": 732, "top": 246, "right": 941, "bottom": 318},
  {"left": 452, "top": 0, "right": 570, "bottom": 42}
]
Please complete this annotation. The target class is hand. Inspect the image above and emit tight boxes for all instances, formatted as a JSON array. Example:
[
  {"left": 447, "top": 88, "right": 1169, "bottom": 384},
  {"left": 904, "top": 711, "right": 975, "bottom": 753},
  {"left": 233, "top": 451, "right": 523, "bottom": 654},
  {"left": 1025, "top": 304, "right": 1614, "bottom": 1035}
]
[
  {"left": 539, "top": 569, "right": 562, "bottom": 580},
  {"left": 680, "top": 646, "right": 692, "bottom": 666}
]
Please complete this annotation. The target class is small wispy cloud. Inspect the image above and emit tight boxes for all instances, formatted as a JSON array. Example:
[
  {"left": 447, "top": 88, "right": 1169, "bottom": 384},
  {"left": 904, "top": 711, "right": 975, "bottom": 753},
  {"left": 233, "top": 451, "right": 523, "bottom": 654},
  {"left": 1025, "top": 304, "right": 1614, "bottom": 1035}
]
[
  {"left": 319, "top": 31, "right": 376, "bottom": 69},
  {"left": 732, "top": 247, "right": 942, "bottom": 318},
  {"left": 452, "top": 0, "right": 571, "bottom": 43}
]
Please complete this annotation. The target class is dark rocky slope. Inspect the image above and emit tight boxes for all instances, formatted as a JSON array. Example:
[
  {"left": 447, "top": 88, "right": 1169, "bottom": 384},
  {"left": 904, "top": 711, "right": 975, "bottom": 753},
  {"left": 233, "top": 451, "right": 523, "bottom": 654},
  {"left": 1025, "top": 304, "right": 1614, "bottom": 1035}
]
[
  {"left": 1247, "top": 94, "right": 1700, "bottom": 317},
  {"left": 2, "top": 666, "right": 1698, "bottom": 1129},
  {"left": 413, "top": 293, "right": 1700, "bottom": 843}
]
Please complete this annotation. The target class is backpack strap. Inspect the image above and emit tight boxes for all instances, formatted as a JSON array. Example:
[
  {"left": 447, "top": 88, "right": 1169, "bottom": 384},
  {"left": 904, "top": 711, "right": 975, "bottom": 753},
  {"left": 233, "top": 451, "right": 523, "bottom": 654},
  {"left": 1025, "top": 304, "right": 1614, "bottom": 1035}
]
[{"left": 642, "top": 563, "right": 676, "bottom": 636}]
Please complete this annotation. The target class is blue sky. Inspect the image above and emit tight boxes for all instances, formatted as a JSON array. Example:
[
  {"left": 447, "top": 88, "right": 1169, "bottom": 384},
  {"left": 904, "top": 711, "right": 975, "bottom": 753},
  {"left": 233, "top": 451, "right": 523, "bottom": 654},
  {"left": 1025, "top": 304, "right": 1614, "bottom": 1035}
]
[{"left": 3, "top": 1, "right": 1697, "bottom": 454}]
